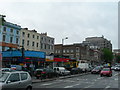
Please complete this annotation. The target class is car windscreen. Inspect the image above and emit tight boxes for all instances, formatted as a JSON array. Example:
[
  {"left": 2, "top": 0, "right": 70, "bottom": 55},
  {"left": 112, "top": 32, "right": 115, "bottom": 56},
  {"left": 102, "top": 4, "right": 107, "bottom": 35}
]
[
  {"left": 0, "top": 73, "right": 9, "bottom": 82},
  {"left": 102, "top": 68, "right": 110, "bottom": 71},
  {"left": 93, "top": 67, "right": 100, "bottom": 70}
]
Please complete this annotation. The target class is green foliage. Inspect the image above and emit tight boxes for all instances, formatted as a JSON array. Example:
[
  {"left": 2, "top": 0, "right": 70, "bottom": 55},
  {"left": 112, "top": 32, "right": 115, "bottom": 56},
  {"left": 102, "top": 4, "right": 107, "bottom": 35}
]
[
  {"left": 116, "top": 55, "right": 120, "bottom": 63},
  {"left": 102, "top": 48, "right": 113, "bottom": 63}
]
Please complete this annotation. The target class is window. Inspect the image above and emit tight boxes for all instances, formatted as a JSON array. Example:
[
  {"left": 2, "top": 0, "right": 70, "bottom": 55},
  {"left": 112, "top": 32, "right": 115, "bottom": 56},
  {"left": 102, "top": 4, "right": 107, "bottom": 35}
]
[
  {"left": 10, "top": 37, "right": 13, "bottom": 43},
  {"left": 58, "top": 50, "right": 60, "bottom": 53},
  {"left": 63, "top": 50, "right": 65, "bottom": 53},
  {"left": 36, "top": 43, "right": 39, "bottom": 47},
  {"left": 10, "top": 29, "right": 13, "bottom": 33},
  {"left": 37, "top": 36, "right": 39, "bottom": 39},
  {"left": 16, "top": 38, "right": 19, "bottom": 44},
  {"left": 55, "top": 50, "right": 57, "bottom": 53},
  {"left": 32, "top": 42, "right": 34, "bottom": 46},
  {"left": 67, "top": 49, "right": 69, "bottom": 53},
  {"left": 45, "top": 38, "right": 46, "bottom": 42},
  {"left": 71, "top": 49, "right": 73, "bottom": 53},
  {"left": 33, "top": 35, "right": 34, "bottom": 38},
  {"left": 16, "top": 30, "right": 19, "bottom": 34},
  {"left": 7, "top": 73, "right": 20, "bottom": 82},
  {"left": 41, "top": 37, "right": 43, "bottom": 41},
  {"left": 28, "top": 33, "right": 30, "bottom": 38},
  {"left": 20, "top": 73, "right": 28, "bottom": 80},
  {"left": 41, "top": 43, "right": 43, "bottom": 49},
  {"left": 22, "top": 32, "right": 25, "bottom": 37},
  {"left": 22, "top": 39, "right": 24, "bottom": 45},
  {"left": 45, "top": 44, "right": 46, "bottom": 49},
  {"left": 2, "top": 47, "right": 5, "bottom": 51},
  {"left": 76, "top": 47, "right": 79, "bottom": 52},
  {"left": 27, "top": 40, "right": 29, "bottom": 46},
  {"left": 52, "top": 40, "right": 54, "bottom": 44},
  {"left": 48, "top": 45, "right": 50, "bottom": 49},
  {"left": 2, "top": 35, "right": 6, "bottom": 42},
  {"left": 51, "top": 46, "right": 53, "bottom": 50},
  {"left": 49, "top": 40, "right": 50, "bottom": 43},
  {"left": 3, "top": 27, "right": 6, "bottom": 32}
]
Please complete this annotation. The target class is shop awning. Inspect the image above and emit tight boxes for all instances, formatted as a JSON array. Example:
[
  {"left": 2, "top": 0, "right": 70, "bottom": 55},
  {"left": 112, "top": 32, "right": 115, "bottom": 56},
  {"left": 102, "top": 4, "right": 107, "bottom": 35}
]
[{"left": 54, "top": 58, "right": 70, "bottom": 62}]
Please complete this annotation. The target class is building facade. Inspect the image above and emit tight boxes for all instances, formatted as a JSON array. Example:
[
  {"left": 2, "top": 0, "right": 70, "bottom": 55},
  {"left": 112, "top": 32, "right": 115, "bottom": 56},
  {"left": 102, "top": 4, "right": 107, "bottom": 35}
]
[
  {"left": 0, "top": 15, "right": 21, "bottom": 51},
  {"left": 54, "top": 43, "right": 89, "bottom": 60},
  {"left": 20, "top": 28, "right": 54, "bottom": 55},
  {"left": 54, "top": 43, "right": 102, "bottom": 65},
  {"left": 113, "top": 49, "right": 120, "bottom": 64},
  {"left": 84, "top": 36, "right": 112, "bottom": 51}
]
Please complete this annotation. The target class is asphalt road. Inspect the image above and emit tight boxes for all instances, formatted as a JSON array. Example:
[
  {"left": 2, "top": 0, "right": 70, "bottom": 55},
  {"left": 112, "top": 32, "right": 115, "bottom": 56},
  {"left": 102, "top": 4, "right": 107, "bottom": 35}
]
[{"left": 33, "top": 70, "right": 120, "bottom": 89}]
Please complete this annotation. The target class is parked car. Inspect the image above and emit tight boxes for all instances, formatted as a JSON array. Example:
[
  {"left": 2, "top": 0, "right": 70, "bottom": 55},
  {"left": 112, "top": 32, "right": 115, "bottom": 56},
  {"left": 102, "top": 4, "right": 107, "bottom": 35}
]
[
  {"left": 100, "top": 68, "right": 112, "bottom": 77},
  {"left": 34, "top": 69, "right": 44, "bottom": 79},
  {"left": 1, "top": 68, "right": 14, "bottom": 72},
  {"left": 0, "top": 71, "right": 32, "bottom": 90},
  {"left": 70, "top": 68, "right": 82, "bottom": 75},
  {"left": 63, "top": 69, "right": 71, "bottom": 76},
  {"left": 34, "top": 68, "right": 58, "bottom": 79},
  {"left": 91, "top": 66, "right": 102, "bottom": 74},
  {"left": 111, "top": 66, "right": 116, "bottom": 70},
  {"left": 53, "top": 67, "right": 70, "bottom": 76}
]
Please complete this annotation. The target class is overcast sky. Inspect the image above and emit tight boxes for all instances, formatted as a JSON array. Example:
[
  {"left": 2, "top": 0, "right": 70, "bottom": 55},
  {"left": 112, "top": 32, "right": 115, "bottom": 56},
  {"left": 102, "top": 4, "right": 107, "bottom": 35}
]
[{"left": 0, "top": 0, "right": 118, "bottom": 49}]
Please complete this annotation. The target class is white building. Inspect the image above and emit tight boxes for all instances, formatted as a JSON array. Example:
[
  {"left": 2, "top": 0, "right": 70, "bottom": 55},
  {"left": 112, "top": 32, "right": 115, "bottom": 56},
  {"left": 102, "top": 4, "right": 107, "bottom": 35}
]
[{"left": 20, "top": 28, "right": 54, "bottom": 55}]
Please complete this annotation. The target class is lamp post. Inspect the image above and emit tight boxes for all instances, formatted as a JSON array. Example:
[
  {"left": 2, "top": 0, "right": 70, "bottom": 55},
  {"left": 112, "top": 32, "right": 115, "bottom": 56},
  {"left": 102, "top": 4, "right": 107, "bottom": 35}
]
[{"left": 61, "top": 37, "right": 68, "bottom": 66}]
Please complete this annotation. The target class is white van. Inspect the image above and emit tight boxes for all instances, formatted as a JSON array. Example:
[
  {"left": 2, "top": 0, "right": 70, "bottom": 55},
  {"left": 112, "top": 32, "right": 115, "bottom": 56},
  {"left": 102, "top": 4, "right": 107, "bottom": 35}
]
[{"left": 53, "top": 67, "right": 70, "bottom": 76}]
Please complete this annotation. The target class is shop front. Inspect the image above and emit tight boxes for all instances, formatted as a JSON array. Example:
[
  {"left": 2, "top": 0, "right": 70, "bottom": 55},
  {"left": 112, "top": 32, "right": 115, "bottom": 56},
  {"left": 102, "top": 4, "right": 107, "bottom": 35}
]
[
  {"left": 54, "top": 58, "right": 70, "bottom": 67},
  {"left": 2, "top": 50, "right": 45, "bottom": 69}
]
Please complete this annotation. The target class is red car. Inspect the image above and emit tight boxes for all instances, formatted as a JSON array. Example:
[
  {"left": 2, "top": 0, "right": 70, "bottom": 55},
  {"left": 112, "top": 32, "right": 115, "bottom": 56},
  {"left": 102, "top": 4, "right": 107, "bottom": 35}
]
[{"left": 100, "top": 68, "right": 112, "bottom": 77}]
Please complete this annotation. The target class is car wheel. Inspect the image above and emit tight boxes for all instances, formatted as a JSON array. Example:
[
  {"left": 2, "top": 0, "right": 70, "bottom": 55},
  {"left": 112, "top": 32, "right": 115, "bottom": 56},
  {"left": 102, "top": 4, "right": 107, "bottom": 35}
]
[
  {"left": 26, "top": 86, "right": 32, "bottom": 90},
  {"left": 100, "top": 74, "right": 103, "bottom": 77},
  {"left": 110, "top": 74, "right": 112, "bottom": 77},
  {"left": 36, "top": 77, "right": 39, "bottom": 79}
]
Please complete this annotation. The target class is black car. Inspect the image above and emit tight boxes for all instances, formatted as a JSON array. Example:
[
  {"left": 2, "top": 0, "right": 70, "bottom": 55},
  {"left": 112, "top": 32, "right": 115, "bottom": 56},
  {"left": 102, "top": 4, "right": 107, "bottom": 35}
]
[
  {"left": 34, "top": 68, "right": 58, "bottom": 79},
  {"left": 70, "top": 68, "right": 82, "bottom": 75}
]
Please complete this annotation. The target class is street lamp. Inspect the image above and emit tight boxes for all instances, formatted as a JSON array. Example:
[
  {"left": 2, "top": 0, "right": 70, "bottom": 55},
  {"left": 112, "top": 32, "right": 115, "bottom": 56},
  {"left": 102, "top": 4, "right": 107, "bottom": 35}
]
[{"left": 61, "top": 37, "right": 68, "bottom": 66}]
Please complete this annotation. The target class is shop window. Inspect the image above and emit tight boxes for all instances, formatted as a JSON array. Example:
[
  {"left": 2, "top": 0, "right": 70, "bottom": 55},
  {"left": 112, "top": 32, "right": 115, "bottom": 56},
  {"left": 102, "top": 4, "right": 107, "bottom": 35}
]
[{"left": 2, "top": 35, "right": 6, "bottom": 42}]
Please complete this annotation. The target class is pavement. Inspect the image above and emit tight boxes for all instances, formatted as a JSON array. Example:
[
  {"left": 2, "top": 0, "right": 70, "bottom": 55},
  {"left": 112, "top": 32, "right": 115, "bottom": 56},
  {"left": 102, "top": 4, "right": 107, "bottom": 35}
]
[{"left": 32, "top": 72, "right": 90, "bottom": 83}]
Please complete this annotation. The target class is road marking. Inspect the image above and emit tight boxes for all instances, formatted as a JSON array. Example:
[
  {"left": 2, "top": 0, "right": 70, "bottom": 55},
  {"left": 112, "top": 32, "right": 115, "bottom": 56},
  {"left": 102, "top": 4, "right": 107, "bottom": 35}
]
[
  {"left": 64, "top": 86, "right": 73, "bottom": 88},
  {"left": 97, "top": 77, "right": 102, "bottom": 79},
  {"left": 94, "top": 80, "right": 97, "bottom": 81},
  {"left": 64, "top": 84, "right": 80, "bottom": 88},
  {"left": 114, "top": 73, "right": 118, "bottom": 76},
  {"left": 114, "top": 78, "right": 118, "bottom": 81},
  {"left": 105, "top": 86, "right": 110, "bottom": 88},
  {"left": 41, "top": 83, "right": 54, "bottom": 86},
  {"left": 84, "top": 85, "right": 93, "bottom": 88}
]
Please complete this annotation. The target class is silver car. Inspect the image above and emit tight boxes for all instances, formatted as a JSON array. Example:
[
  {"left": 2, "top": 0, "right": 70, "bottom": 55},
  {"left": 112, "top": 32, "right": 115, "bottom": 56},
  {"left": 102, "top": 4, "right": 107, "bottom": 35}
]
[{"left": 0, "top": 71, "right": 32, "bottom": 90}]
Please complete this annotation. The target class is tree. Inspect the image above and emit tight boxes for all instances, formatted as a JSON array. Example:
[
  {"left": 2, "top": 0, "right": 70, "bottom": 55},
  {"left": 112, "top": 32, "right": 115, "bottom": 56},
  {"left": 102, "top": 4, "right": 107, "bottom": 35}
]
[
  {"left": 116, "top": 55, "right": 120, "bottom": 63},
  {"left": 102, "top": 48, "right": 113, "bottom": 63}
]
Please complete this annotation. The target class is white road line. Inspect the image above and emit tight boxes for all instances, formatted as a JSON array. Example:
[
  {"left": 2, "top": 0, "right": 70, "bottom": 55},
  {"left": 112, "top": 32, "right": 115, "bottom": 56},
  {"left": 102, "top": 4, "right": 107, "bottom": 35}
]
[
  {"left": 84, "top": 85, "right": 93, "bottom": 88},
  {"left": 64, "top": 84, "right": 80, "bottom": 88},
  {"left": 105, "top": 86, "right": 110, "bottom": 88},
  {"left": 114, "top": 78, "right": 118, "bottom": 81},
  {"left": 64, "top": 86, "right": 73, "bottom": 88},
  {"left": 97, "top": 77, "right": 102, "bottom": 79},
  {"left": 41, "top": 83, "right": 55, "bottom": 86},
  {"left": 114, "top": 73, "right": 118, "bottom": 76}
]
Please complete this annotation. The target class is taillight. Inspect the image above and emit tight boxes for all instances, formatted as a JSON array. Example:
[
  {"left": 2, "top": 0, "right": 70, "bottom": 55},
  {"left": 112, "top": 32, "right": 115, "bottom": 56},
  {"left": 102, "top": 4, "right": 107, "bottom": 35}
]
[{"left": 41, "top": 72, "right": 46, "bottom": 74}]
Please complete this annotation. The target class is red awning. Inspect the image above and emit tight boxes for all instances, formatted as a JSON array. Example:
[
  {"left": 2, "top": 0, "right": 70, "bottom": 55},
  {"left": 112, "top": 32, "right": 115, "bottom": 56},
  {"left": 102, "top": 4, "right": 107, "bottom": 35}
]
[{"left": 54, "top": 58, "right": 70, "bottom": 62}]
